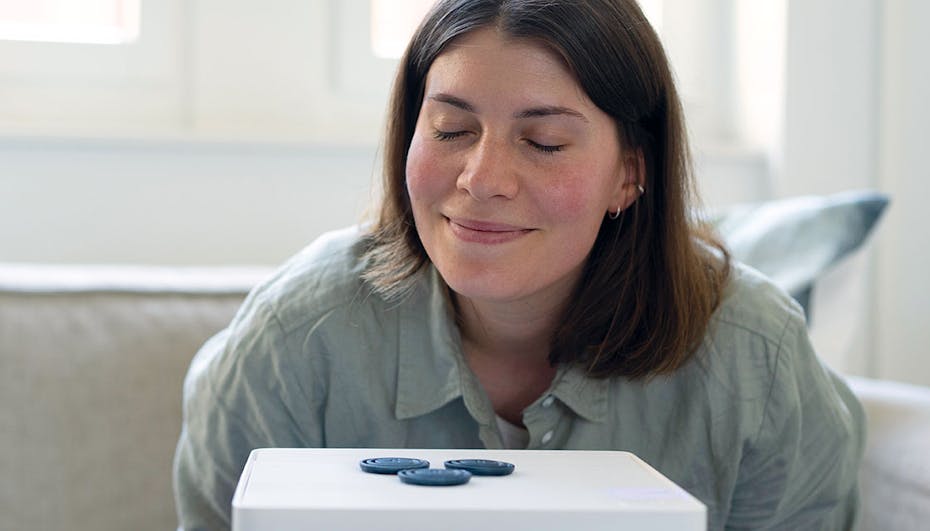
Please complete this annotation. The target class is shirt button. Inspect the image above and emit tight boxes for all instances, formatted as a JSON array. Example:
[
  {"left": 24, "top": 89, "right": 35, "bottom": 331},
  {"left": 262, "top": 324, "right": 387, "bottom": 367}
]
[
  {"left": 541, "top": 430, "right": 554, "bottom": 445},
  {"left": 541, "top": 396, "right": 555, "bottom": 408}
]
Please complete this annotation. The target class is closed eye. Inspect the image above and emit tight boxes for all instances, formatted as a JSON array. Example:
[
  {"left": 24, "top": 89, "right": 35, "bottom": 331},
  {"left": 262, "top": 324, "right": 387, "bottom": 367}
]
[
  {"left": 433, "top": 130, "right": 468, "bottom": 141},
  {"left": 433, "top": 130, "right": 563, "bottom": 154},
  {"left": 527, "top": 139, "right": 565, "bottom": 154}
]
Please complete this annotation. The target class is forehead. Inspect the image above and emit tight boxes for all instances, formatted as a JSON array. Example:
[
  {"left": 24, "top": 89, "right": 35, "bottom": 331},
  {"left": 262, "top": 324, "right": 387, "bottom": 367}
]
[
  {"left": 438, "top": 26, "right": 570, "bottom": 70},
  {"left": 424, "top": 27, "right": 592, "bottom": 106}
]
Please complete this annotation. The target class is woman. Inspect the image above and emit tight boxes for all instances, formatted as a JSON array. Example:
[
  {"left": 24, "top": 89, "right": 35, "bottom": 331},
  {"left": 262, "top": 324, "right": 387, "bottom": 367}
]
[{"left": 174, "top": 1, "right": 864, "bottom": 529}]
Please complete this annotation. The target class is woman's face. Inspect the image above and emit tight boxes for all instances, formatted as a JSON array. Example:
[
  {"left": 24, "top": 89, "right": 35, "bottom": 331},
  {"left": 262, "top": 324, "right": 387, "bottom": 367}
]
[{"left": 406, "top": 27, "right": 635, "bottom": 307}]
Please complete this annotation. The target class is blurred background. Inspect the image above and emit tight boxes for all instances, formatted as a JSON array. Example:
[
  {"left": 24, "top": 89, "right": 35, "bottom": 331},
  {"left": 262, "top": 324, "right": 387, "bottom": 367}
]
[{"left": 0, "top": 0, "right": 926, "bottom": 386}]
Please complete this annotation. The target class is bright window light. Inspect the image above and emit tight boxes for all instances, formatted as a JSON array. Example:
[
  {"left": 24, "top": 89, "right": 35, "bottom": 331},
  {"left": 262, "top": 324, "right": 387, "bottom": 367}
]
[
  {"left": 370, "top": 0, "right": 434, "bottom": 59},
  {"left": 638, "top": 0, "right": 663, "bottom": 34},
  {"left": 370, "top": 0, "right": 663, "bottom": 59},
  {"left": 0, "top": 0, "right": 140, "bottom": 44}
]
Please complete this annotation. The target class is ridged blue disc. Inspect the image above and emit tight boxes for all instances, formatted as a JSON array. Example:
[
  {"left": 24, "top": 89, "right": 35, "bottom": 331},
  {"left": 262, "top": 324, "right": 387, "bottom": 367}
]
[
  {"left": 444, "top": 459, "right": 515, "bottom": 476},
  {"left": 397, "top": 468, "right": 472, "bottom": 486},
  {"left": 360, "top": 457, "right": 430, "bottom": 474}
]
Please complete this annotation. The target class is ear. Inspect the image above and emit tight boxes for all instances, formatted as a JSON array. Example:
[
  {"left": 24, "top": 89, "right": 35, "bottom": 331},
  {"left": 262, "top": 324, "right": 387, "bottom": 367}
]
[{"left": 608, "top": 148, "right": 646, "bottom": 215}]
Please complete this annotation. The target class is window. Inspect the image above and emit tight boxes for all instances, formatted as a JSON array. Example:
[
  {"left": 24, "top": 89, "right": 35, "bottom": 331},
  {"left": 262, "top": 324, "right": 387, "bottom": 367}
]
[
  {"left": 0, "top": 0, "right": 139, "bottom": 44},
  {"left": 0, "top": 0, "right": 180, "bottom": 134},
  {"left": 370, "top": 0, "right": 433, "bottom": 59}
]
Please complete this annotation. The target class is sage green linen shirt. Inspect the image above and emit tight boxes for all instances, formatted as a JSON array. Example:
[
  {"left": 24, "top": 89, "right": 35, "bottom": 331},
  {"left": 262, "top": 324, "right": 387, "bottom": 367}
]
[{"left": 173, "top": 226, "right": 865, "bottom": 530}]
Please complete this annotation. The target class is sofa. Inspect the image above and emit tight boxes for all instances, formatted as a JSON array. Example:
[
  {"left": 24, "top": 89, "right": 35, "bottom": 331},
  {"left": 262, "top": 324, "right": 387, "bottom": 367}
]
[
  {"left": 0, "top": 264, "right": 267, "bottom": 530},
  {"left": 2, "top": 192, "right": 927, "bottom": 530}
]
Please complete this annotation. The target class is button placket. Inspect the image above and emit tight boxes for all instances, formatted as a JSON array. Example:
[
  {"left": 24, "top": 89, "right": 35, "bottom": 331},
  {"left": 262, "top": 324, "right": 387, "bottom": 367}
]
[
  {"left": 539, "top": 395, "right": 555, "bottom": 446},
  {"left": 524, "top": 399, "right": 560, "bottom": 448},
  {"left": 541, "top": 430, "right": 554, "bottom": 445}
]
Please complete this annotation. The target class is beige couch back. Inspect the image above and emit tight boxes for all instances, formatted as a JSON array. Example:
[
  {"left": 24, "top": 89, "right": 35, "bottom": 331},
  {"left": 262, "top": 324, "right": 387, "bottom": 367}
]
[{"left": 0, "top": 265, "right": 266, "bottom": 531}]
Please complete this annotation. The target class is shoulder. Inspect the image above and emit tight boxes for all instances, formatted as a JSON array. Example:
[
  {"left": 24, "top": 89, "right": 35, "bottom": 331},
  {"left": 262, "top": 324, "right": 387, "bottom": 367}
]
[
  {"left": 687, "top": 261, "right": 809, "bottom": 401},
  {"left": 713, "top": 260, "right": 806, "bottom": 345},
  {"left": 678, "top": 260, "right": 861, "bottom": 428},
  {"left": 245, "top": 225, "right": 385, "bottom": 332},
  {"left": 705, "top": 267, "right": 864, "bottom": 528},
  {"left": 184, "top": 226, "right": 395, "bottom": 396}
]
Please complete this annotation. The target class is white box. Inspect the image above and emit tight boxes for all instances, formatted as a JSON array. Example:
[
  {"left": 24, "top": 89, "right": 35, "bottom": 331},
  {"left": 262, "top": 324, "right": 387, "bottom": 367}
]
[{"left": 232, "top": 448, "right": 706, "bottom": 531}]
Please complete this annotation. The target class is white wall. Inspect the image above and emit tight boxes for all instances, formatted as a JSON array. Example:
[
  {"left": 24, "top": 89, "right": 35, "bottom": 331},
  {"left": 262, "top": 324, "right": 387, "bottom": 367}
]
[
  {"left": 782, "top": 0, "right": 880, "bottom": 378},
  {"left": 0, "top": 136, "right": 375, "bottom": 265},
  {"left": 875, "top": 0, "right": 930, "bottom": 386},
  {"left": 778, "top": 0, "right": 929, "bottom": 387}
]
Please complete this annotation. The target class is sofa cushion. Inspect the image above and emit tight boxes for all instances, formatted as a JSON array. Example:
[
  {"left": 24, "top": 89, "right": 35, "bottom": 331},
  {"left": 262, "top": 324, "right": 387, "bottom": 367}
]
[
  {"left": 710, "top": 190, "right": 888, "bottom": 318},
  {"left": 846, "top": 377, "right": 930, "bottom": 531},
  {"left": 0, "top": 265, "right": 269, "bottom": 531}
]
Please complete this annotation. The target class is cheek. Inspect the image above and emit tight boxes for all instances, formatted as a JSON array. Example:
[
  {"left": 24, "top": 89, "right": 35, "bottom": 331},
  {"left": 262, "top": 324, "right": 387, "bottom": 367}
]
[
  {"left": 405, "top": 136, "right": 451, "bottom": 204},
  {"left": 537, "top": 166, "right": 611, "bottom": 221}
]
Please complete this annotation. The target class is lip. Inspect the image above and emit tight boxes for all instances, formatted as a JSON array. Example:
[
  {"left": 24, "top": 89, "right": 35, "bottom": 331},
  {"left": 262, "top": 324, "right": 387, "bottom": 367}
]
[{"left": 446, "top": 216, "right": 533, "bottom": 244}]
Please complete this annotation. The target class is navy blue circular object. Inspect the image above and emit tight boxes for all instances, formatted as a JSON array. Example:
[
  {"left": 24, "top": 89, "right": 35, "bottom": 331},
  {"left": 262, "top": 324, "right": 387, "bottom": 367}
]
[
  {"left": 444, "top": 459, "right": 515, "bottom": 476},
  {"left": 397, "top": 468, "right": 472, "bottom": 486},
  {"left": 359, "top": 457, "right": 430, "bottom": 474}
]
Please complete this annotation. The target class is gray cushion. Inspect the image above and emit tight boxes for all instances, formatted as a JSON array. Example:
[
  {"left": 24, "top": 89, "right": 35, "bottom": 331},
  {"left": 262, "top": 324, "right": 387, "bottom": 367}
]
[{"left": 711, "top": 190, "right": 888, "bottom": 318}]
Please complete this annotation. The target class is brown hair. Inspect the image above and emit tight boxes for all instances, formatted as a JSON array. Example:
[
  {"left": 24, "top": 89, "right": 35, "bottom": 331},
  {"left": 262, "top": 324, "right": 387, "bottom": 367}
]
[{"left": 363, "top": 0, "right": 730, "bottom": 379}]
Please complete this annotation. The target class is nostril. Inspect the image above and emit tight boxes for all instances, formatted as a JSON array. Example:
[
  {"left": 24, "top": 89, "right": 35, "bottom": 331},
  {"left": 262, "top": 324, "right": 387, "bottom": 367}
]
[
  {"left": 457, "top": 170, "right": 518, "bottom": 201},
  {"left": 455, "top": 139, "right": 520, "bottom": 200}
]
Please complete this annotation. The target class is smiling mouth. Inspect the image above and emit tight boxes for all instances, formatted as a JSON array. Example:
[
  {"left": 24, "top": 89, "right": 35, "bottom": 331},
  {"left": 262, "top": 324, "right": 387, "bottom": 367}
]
[{"left": 445, "top": 217, "right": 533, "bottom": 244}]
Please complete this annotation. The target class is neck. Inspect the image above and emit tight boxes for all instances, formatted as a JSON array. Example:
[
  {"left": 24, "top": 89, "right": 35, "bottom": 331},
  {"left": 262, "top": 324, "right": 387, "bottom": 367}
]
[
  {"left": 454, "top": 285, "right": 571, "bottom": 362},
  {"left": 455, "top": 291, "right": 566, "bottom": 425}
]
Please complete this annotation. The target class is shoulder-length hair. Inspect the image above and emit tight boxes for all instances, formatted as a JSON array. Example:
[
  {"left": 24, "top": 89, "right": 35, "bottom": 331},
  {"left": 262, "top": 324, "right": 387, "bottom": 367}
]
[{"left": 363, "top": 0, "right": 730, "bottom": 379}]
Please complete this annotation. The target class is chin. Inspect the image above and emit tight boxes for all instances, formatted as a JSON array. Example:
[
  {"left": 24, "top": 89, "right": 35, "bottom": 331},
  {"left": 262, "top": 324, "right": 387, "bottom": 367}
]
[{"left": 438, "top": 265, "right": 528, "bottom": 303}]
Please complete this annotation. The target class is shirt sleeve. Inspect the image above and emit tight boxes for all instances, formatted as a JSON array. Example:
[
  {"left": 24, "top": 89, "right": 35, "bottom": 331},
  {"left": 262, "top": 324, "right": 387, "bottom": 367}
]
[
  {"left": 172, "top": 299, "right": 322, "bottom": 531},
  {"left": 725, "top": 311, "right": 866, "bottom": 530}
]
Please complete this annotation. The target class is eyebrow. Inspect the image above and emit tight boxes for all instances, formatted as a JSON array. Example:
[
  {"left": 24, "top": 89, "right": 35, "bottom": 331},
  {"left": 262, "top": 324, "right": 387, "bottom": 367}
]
[
  {"left": 427, "top": 92, "right": 589, "bottom": 123},
  {"left": 429, "top": 93, "right": 476, "bottom": 113}
]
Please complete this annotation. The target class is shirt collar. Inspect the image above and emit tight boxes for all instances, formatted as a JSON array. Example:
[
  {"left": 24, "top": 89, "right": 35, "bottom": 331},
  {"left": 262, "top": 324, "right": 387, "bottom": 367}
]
[
  {"left": 549, "top": 363, "right": 609, "bottom": 423},
  {"left": 394, "top": 267, "right": 468, "bottom": 420},
  {"left": 393, "top": 266, "right": 609, "bottom": 424}
]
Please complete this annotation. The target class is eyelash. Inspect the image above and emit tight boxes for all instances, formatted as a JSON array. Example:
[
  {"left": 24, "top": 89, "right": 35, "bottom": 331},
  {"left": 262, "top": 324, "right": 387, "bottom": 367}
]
[
  {"left": 527, "top": 140, "right": 564, "bottom": 154},
  {"left": 433, "top": 130, "right": 468, "bottom": 141},
  {"left": 432, "top": 130, "right": 565, "bottom": 155}
]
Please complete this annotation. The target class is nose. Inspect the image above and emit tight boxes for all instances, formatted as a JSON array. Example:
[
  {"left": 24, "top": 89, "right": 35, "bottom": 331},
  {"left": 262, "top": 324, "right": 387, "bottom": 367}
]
[{"left": 456, "top": 136, "right": 519, "bottom": 201}]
